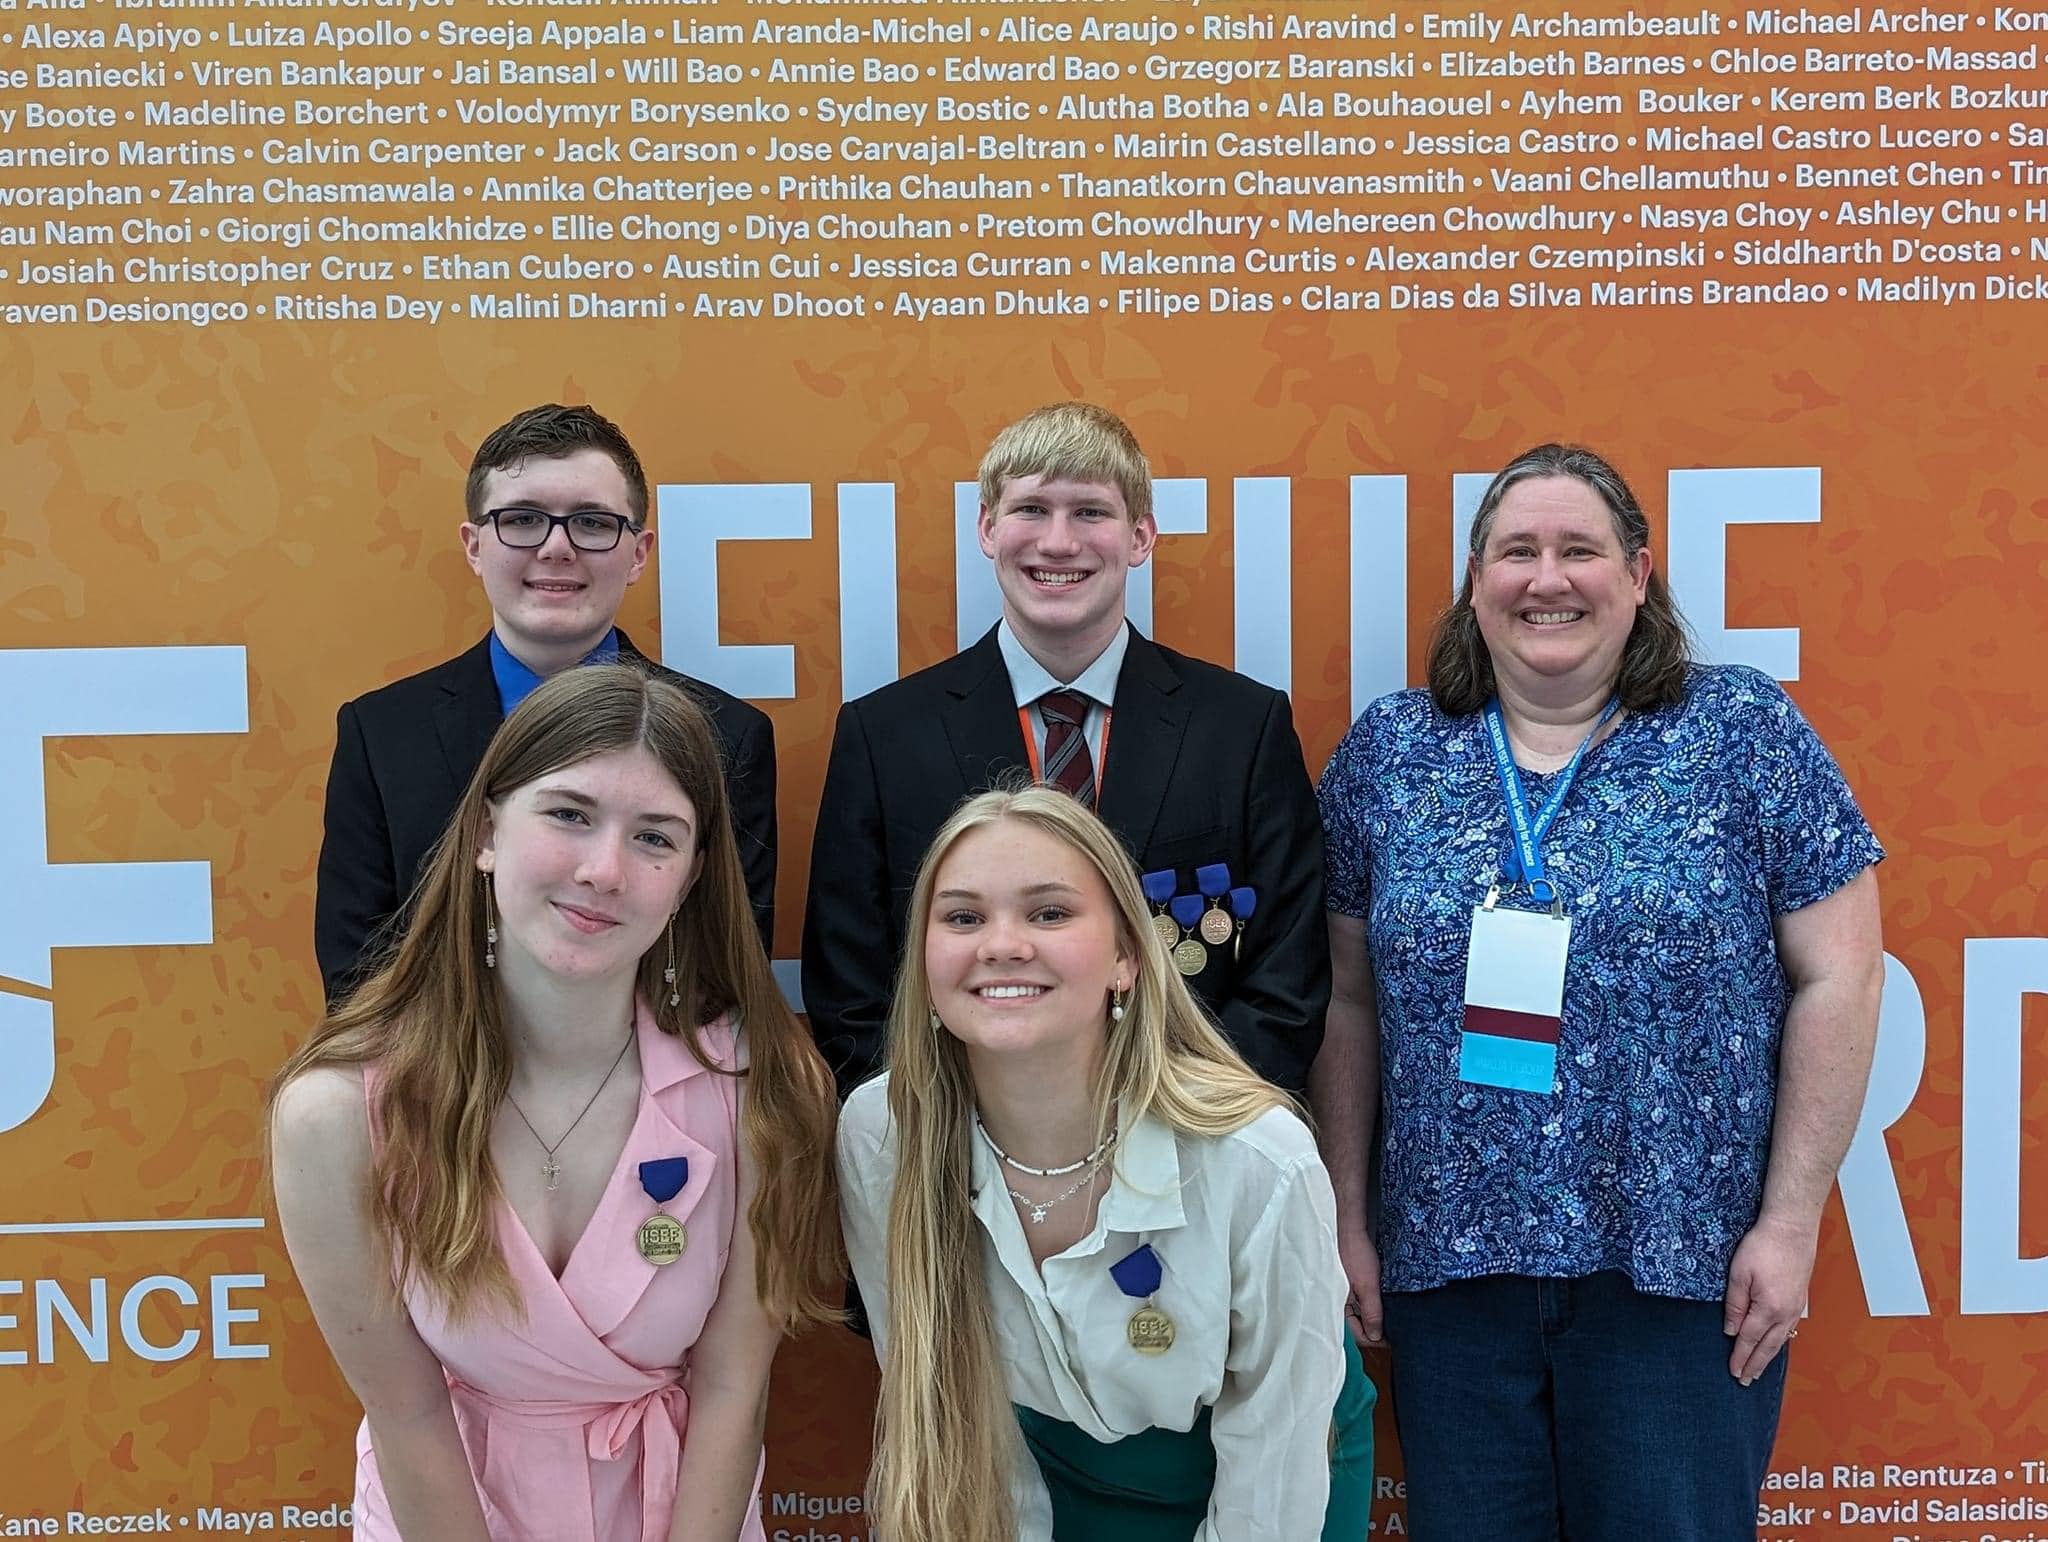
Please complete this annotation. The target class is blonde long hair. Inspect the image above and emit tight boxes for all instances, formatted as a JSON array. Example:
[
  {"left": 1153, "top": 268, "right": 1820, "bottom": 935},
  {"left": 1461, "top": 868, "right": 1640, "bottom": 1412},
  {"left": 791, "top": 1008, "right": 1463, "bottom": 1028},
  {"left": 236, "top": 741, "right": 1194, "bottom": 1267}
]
[
  {"left": 271, "top": 664, "right": 842, "bottom": 1328},
  {"left": 870, "top": 786, "right": 1287, "bottom": 1542}
]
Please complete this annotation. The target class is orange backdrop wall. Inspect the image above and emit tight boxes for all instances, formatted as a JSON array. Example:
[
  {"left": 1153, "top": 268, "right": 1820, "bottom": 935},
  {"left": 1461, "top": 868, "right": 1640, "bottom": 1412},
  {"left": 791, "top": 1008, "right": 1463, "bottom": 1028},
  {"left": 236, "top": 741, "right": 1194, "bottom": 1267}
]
[{"left": 4, "top": 1, "right": 2047, "bottom": 1537}]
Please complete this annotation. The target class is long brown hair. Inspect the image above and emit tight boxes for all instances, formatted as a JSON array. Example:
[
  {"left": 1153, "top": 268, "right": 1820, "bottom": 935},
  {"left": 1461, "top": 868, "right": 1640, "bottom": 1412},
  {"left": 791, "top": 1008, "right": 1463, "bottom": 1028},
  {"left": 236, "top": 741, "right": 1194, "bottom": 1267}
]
[
  {"left": 870, "top": 787, "right": 1287, "bottom": 1542},
  {"left": 271, "top": 664, "right": 841, "bottom": 1327},
  {"left": 1426, "top": 442, "right": 1693, "bottom": 716}
]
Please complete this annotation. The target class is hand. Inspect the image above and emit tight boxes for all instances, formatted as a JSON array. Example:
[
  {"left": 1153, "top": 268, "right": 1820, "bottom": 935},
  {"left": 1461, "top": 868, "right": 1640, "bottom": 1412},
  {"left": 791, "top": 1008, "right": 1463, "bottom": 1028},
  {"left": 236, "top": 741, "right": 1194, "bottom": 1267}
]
[
  {"left": 1337, "top": 1222, "right": 1384, "bottom": 1348},
  {"left": 1722, "top": 1215, "right": 1817, "bottom": 1385}
]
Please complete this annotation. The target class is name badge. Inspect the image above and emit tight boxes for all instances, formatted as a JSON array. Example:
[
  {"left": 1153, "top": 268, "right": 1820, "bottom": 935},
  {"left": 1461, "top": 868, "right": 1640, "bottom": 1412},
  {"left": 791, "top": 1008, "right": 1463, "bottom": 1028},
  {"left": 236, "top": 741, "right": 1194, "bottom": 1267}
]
[{"left": 1459, "top": 902, "right": 1570, "bottom": 1094}]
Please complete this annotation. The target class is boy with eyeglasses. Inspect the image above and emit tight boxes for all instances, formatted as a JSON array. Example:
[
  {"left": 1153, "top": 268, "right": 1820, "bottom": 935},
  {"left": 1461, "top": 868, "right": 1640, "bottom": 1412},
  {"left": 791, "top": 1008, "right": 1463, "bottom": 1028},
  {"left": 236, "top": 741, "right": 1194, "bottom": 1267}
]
[{"left": 313, "top": 403, "right": 777, "bottom": 1001}]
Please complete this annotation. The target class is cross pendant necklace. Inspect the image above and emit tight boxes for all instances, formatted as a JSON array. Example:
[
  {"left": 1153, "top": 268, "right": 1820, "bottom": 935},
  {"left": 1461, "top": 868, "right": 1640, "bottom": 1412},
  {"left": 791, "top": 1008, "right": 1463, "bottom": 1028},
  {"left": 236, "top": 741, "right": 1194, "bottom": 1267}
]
[{"left": 505, "top": 1024, "right": 635, "bottom": 1192}]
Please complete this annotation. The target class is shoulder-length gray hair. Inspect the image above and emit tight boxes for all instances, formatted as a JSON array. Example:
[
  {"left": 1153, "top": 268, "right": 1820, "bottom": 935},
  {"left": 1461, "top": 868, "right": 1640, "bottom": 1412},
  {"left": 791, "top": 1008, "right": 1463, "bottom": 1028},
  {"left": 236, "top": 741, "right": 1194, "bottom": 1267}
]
[{"left": 1425, "top": 443, "right": 1692, "bottom": 716}]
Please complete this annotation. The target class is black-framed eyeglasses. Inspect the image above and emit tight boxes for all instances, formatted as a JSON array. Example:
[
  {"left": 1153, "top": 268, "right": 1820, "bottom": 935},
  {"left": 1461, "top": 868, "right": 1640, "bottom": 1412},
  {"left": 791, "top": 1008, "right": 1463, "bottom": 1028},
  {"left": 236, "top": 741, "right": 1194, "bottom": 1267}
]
[{"left": 482, "top": 506, "right": 635, "bottom": 552}]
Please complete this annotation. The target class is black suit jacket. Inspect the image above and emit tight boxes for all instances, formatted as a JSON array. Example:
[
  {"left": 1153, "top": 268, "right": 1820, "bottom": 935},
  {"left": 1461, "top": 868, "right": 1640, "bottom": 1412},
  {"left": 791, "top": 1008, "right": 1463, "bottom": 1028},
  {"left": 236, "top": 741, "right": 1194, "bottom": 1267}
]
[
  {"left": 314, "top": 631, "right": 777, "bottom": 1002},
  {"left": 801, "top": 625, "right": 1328, "bottom": 1097}
]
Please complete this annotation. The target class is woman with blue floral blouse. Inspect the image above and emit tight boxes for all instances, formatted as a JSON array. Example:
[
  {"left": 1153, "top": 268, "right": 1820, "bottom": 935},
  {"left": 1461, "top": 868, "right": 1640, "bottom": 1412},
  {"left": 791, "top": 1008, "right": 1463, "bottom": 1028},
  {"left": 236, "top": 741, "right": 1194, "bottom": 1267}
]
[{"left": 1311, "top": 443, "right": 1885, "bottom": 1541}]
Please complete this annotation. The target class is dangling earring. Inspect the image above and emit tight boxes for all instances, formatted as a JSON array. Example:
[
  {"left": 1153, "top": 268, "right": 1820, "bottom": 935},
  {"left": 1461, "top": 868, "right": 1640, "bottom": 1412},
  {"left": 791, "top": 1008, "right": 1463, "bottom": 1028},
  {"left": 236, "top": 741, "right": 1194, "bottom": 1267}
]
[
  {"left": 483, "top": 874, "right": 498, "bottom": 970},
  {"left": 1109, "top": 985, "right": 1127, "bottom": 1023},
  {"left": 928, "top": 1008, "right": 942, "bottom": 1033},
  {"left": 663, "top": 914, "right": 680, "bottom": 1008}
]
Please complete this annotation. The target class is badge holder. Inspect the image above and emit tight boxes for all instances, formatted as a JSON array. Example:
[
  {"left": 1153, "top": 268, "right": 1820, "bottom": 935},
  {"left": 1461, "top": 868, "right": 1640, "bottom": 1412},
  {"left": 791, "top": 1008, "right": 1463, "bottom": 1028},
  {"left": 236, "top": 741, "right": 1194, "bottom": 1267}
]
[
  {"left": 1194, "top": 863, "right": 1235, "bottom": 946},
  {"left": 1459, "top": 699, "right": 1614, "bottom": 1095},
  {"left": 636, "top": 1156, "right": 689, "bottom": 1266},
  {"left": 1111, "top": 1243, "right": 1175, "bottom": 1356},
  {"left": 1168, "top": 894, "right": 1208, "bottom": 976},
  {"left": 1141, "top": 869, "right": 1181, "bottom": 951}
]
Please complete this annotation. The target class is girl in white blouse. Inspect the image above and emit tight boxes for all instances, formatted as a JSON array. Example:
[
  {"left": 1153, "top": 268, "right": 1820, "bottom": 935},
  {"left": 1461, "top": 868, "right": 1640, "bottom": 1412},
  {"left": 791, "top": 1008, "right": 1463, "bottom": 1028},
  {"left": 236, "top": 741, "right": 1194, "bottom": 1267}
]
[{"left": 837, "top": 786, "right": 1373, "bottom": 1542}]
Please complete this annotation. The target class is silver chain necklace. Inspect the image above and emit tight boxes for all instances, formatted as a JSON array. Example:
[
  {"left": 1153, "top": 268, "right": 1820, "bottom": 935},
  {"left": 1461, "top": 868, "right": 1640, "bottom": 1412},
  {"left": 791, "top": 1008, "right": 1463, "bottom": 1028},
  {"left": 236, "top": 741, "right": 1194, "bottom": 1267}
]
[
  {"left": 504, "top": 1025, "right": 635, "bottom": 1191},
  {"left": 975, "top": 1114, "right": 1117, "bottom": 1177},
  {"left": 975, "top": 1118, "right": 1117, "bottom": 1226}
]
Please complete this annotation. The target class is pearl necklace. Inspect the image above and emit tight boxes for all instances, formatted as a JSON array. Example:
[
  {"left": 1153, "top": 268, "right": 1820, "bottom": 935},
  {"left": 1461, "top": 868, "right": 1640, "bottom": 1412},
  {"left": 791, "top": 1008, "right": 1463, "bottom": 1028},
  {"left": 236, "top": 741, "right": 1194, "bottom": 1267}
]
[{"left": 974, "top": 1115, "right": 1117, "bottom": 1177}]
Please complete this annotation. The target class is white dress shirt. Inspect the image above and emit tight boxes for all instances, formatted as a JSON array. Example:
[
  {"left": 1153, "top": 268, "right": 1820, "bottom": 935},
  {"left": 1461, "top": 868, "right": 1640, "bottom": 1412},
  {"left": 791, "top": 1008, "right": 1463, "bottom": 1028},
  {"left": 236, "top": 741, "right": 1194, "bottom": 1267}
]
[
  {"left": 997, "top": 619, "right": 1128, "bottom": 776},
  {"left": 838, "top": 1075, "right": 1348, "bottom": 1542}
]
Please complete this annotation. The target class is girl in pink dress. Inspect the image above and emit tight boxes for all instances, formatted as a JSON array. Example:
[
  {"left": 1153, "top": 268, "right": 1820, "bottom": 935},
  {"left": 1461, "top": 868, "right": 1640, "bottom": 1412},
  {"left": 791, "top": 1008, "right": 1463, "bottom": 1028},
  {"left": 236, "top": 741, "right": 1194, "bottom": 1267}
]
[{"left": 272, "top": 665, "right": 842, "bottom": 1542}]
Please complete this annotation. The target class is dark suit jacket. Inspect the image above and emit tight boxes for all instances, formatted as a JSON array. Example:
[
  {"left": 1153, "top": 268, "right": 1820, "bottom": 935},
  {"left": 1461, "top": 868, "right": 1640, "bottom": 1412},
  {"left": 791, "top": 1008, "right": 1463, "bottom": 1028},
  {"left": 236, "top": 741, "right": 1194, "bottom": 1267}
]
[
  {"left": 314, "top": 631, "right": 776, "bottom": 1002},
  {"left": 801, "top": 625, "right": 1328, "bottom": 1098}
]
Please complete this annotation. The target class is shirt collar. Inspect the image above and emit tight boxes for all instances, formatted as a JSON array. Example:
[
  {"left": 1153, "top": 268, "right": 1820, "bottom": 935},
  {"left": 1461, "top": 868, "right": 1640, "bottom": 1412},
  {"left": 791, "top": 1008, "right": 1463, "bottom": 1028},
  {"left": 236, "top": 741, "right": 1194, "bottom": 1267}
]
[
  {"left": 996, "top": 619, "right": 1128, "bottom": 712},
  {"left": 487, "top": 627, "right": 621, "bottom": 715},
  {"left": 637, "top": 999, "right": 727, "bottom": 1092}
]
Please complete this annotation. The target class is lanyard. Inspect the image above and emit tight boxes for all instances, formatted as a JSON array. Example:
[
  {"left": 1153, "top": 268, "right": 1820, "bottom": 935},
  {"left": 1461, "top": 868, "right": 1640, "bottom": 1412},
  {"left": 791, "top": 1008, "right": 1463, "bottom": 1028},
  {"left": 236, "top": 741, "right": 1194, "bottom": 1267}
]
[
  {"left": 1481, "top": 699, "right": 1617, "bottom": 906},
  {"left": 1018, "top": 703, "right": 1114, "bottom": 789}
]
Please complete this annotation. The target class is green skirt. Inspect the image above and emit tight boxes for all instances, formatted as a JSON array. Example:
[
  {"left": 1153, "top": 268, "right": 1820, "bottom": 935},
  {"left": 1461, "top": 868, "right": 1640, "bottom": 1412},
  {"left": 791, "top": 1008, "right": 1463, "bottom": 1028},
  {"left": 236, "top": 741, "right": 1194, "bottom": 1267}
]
[{"left": 1014, "top": 1334, "right": 1375, "bottom": 1541}]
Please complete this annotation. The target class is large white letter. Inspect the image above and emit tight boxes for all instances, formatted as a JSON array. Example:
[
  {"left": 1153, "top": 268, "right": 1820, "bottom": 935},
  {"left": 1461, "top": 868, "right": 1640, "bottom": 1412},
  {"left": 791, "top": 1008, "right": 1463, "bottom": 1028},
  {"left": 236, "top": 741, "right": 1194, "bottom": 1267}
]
[
  {"left": 1350, "top": 475, "right": 1408, "bottom": 716},
  {"left": 656, "top": 484, "right": 810, "bottom": 698},
  {"left": 0, "top": 647, "right": 248, "bottom": 1132},
  {"left": 1836, "top": 953, "right": 1930, "bottom": 1316},
  {"left": 1666, "top": 467, "right": 1820, "bottom": 680},
  {"left": 836, "top": 483, "right": 898, "bottom": 702},
  {"left": 1233, "top": 478, "right": 1291, "bottom": 692},
  {"left": 1960, "top": 936, "right": 2048, "bottom": 1314}
]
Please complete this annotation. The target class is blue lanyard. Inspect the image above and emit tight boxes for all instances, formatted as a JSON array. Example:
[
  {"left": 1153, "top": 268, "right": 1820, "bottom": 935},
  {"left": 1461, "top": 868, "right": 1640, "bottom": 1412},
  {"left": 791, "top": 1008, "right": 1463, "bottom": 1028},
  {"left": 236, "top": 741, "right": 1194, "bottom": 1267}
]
[{"left": 1481, "top": 699, "right": 1617, "bottom": 904}]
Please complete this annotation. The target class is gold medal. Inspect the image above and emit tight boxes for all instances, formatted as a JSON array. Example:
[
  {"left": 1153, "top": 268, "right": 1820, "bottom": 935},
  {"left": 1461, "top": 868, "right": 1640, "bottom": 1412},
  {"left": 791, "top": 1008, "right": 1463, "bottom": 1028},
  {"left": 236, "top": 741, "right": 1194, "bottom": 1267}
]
[
  {"left": 1151, "top": 912, "right": 1181, "bottom": 949},
  {"left": 1172, "top": 936, "right": 1207, "bottom": 976},
  {"left": 1198, "top": 907, "right": 1233, "bottom": 947},
  {"left": 1127, "top": 1305, "right": 1177, "bottom": 1355},
  {"left": 636, "top": 1210, "right": 686, "bottom": 1266}
]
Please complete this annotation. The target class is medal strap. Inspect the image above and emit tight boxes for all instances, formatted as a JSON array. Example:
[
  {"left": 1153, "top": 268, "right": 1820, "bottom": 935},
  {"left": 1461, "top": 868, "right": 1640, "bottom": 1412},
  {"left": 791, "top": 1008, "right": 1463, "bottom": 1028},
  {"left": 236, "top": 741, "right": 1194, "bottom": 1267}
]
[
  {"left": 1140, "top": 869, "right": 1178, "bottom": 907},
  {"left": 1194, "top": 862, "right": 1232, "bottom": 899},
  {"left": 1168, "top": 894, "right": 1206, "bottom": 930},
  {"left": 1017, "top": 703, "right": 1113, "bottom": 790},
  {"left": 1228, "top": 885, "right": 1256, "bottom": 921},
  {"left": 1109, "top": 1243, "right": 1163, "bottom": 1299},
  {"left": 639, "top": 1157, "right": 689, "bottom": 1204},
  {"left": 1481, "top": 698, "right": 1618, "bottom": 904}
]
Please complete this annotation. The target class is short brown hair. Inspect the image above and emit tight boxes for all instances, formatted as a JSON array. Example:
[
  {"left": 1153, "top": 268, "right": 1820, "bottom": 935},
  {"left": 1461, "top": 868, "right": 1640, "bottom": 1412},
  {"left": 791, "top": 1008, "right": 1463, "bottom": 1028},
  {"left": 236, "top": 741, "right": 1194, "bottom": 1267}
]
[
  {"left": 977, "top": 402, "right": 1152, "bottom": 524},
  {"left": 1425, "top": 443, "right": 1693, "bottom": 716},
  {"left": 463, "top": 404, "right": 649, "bottom": 527}
]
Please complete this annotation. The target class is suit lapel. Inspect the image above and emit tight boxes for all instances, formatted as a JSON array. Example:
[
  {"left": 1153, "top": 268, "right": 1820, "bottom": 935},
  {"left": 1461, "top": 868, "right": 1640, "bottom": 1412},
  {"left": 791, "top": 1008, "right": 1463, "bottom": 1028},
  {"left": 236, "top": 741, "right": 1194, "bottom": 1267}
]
[
  {"left": 942, "top": 627, "right": 1032, "bottom": 795},
  {"left": 435, "top": 636, "right": 504, "bottom": 792},
  {"left": 1097, "top": 631, "right": 1189, "bottom": 859}
]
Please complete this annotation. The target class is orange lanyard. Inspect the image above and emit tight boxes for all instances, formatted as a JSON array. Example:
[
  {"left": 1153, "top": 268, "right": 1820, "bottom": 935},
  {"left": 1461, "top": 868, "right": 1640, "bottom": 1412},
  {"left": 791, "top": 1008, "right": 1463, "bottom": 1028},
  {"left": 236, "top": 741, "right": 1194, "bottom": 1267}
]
[{"left": 1018, "top": 703, "right": 1113, "bottom": 791}]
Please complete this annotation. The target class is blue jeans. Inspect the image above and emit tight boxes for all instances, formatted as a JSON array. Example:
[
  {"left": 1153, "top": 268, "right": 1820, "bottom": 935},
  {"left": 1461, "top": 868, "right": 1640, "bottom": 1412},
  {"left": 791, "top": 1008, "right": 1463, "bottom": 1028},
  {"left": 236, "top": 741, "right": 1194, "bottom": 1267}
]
[{"left": 1381, "top": 1271, "right": 1787, "bottom": 1542}]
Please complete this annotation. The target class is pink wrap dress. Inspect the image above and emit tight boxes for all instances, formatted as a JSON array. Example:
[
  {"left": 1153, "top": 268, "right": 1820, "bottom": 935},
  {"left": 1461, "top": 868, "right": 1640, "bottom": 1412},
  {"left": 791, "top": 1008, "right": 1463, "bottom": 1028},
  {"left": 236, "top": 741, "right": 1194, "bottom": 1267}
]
[{"left": 354, "top": 1006, "right": 766, "bottom": 1542}]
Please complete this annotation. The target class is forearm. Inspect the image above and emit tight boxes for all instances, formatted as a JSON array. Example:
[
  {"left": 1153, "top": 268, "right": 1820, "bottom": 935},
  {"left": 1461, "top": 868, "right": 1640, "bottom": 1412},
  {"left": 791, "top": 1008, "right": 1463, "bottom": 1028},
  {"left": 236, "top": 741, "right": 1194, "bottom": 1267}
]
[
  {"left": 1759, "top": 963, "right": 1883, "bottom": 1232},
  {"left": 1309, "top": 994, "right": 1377, "bottom": 1226},
  {"left": 366, "top": 1416, "right": 492, "bottom": 1542},
  {"left": 667, "top": 1378, "right": 770, "bottom": 1542}
]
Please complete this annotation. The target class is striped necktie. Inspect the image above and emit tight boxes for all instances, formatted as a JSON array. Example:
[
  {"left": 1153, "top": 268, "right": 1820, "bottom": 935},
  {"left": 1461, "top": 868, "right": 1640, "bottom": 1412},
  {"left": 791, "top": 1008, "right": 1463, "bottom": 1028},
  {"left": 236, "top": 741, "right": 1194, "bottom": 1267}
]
[{"left": 1037, "top": 690, "right": 1096, "bottom": 808}]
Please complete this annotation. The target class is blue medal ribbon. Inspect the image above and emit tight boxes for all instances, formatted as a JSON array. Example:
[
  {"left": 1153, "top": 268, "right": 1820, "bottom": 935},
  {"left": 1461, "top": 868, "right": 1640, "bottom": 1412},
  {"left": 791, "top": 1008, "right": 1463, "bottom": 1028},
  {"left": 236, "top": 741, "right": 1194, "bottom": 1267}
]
[
  {"left": 639, "top": 1157, "right": 689, "bottom": 1204},
  {"left": 1481, "top": 699, "right": 1617, "bottom": 906},
  {"left": 1168, "top": 894, "right": 1206, "bottom": 931},
  {"left": 1227, "top": 886, "right": 1256, "bottom": 921},
  {"left": 1140, "top": 869, "right": 1178, "bottom": 907},
  {"left": 1194, "top": 863, "right": 1232, "bottom": 899},
  {"left": 1110, "top": 1243, "right": 1163, "bottom": 1299}
]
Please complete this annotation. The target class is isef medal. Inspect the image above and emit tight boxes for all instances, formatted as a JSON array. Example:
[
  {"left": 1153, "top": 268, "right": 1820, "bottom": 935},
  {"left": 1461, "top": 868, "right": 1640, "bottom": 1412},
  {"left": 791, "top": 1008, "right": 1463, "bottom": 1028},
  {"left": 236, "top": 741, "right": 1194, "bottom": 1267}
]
[
  {"left": 1168, "top": 895, "right": 1208, "bottom": 976},
  {"left": 1195, "top": 864, "right": 1236, "bottom": 946},
  {"left": 637, "top": 1212, "right": 685, "bottom": 1265},
  {"left": 1141, "top": 869, "right": 1181, "bottom": 950},
  {"left": 1127, "top": 1305, "right": 1177, "bottom": 1355},
  {"left": 637, "top": 1155, "right": 689, "bottom": 1267},
  {"left": 1110, "top": 1244, "right": 1176, "bottom": 1357}
]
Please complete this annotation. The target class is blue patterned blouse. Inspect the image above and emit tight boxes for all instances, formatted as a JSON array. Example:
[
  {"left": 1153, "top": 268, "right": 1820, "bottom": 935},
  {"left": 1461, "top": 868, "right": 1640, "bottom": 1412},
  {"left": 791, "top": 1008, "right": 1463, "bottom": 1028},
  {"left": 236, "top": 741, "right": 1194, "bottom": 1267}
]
[{"left": 1318, "top": 665, "right": 1883, "bottom": 1302}]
